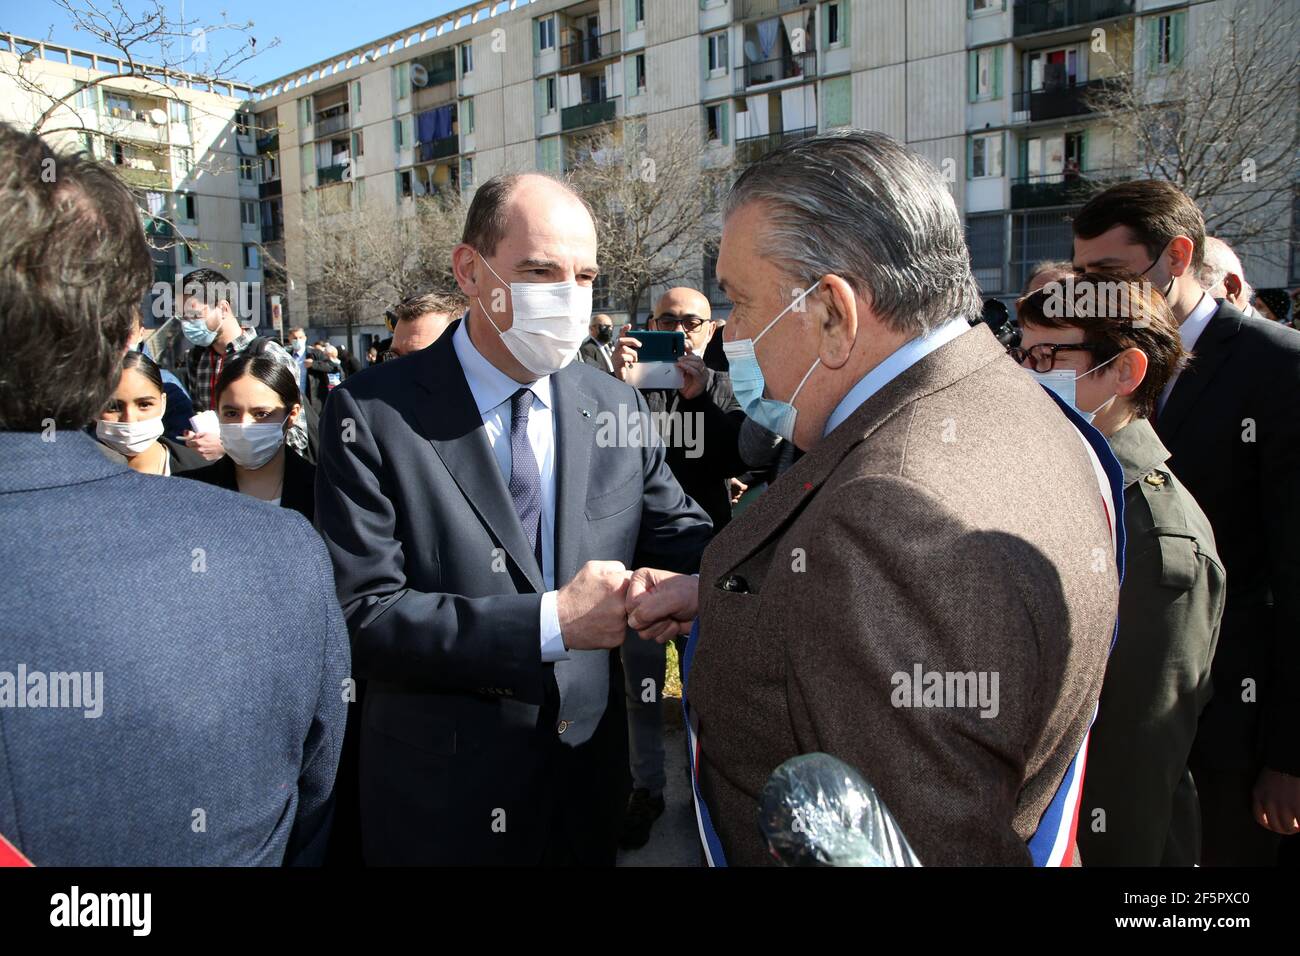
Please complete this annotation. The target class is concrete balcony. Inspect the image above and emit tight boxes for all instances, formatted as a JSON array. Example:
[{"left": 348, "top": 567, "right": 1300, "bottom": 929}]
[
  {"left": 735, "top": 51, "right": 816, "bottom": 93},
  {"left": 735, "top": 126, "right": 817, "bottom": 165},
  {"left": 1012, "top": 76, "right": 1125, "bottom": 121},
  {"left": 1013, "top": 0, "right": 1134, "bottom": 37},
  {"left": 1011, "top": 166, "right": 1132, "bottom": 209},
  {"left": 561, "top": 30, "right": 620, "bottom": 70},
  {"left": 733, "top": 0, "right": 812, "bottom": 24},
  {"left": 561, "top": 98, "right": 618, "bottom": 132}
]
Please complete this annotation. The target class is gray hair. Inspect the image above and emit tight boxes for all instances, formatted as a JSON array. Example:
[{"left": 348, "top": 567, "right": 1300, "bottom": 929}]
[
  {"left": 1197, "top": 236, "right": 1251, "bottom": 298},
  {"left": 724, "top": 129, "right": 982, "bottom": 336}
]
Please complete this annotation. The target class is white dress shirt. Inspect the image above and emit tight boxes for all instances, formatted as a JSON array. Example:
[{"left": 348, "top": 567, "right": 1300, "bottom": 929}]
[
  {"left": 1157, "top": 292, "right": 1217, "bottom": 414},
  {"left": 452, "top": 320, "right": 568, "bottom": 663}
]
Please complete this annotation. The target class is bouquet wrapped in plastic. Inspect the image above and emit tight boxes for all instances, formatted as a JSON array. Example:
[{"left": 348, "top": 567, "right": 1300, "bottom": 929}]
[{"left": 759, "top": 752, "right": 922, "bottom": 867}]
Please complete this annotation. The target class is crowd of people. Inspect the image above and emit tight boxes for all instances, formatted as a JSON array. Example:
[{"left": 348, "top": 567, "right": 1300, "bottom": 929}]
[{"left": 1, "top": 116, "right": 1297, "bottom": 867}]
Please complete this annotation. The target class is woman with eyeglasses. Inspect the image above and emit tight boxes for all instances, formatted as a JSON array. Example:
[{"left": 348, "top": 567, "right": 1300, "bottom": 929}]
[
  {"left": 95, "top": 351, "right": 205, "bottom": 475},
  {"left": 1014, "top": 271, "right": 1226, "bottom": 868},
  {"left": 181, "top": 351, "right": 316, "bottom": 522}
]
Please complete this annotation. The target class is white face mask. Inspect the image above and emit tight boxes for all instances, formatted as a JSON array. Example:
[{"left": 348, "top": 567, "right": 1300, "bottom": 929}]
[
  {"left": 476, "top": 252, "right": 592, "bottom": 377},
  {"left": 96, "top": 417, "right": 164, "bottom": 457},
  {"left": 219, "top": 422, "right": 286, "bottom": 469},
  {"left": 1029, "top": 352, "right": 1121, "bottom": 425}
]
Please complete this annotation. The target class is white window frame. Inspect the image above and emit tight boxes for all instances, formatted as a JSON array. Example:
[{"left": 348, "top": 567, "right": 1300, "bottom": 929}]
[
  {"left": 706, "top": 104, "right": 724, "bottom": 143},
  {"left": 636, "top": 54, "right": 647, "bottom": 94},
  {"left": 707, "top": 32, "right": 728, "bottom": 76},
  {"left": 975, "top": 48, "right": 996, "bottom": 100},
  {"left": 460, "top": 42, "right": 474, "bottom": 75},
  {"left": 539, "top": 17, "right": 556, "bottom": 52},
  {"left": 827, "top": 2, "right": 844, "bottom": 48},
  {"left": 545, "top": 77, "right": 557, "bottom": 114},
  {"left": 241, "top": 200, "right": 259, "bottom": 226}
]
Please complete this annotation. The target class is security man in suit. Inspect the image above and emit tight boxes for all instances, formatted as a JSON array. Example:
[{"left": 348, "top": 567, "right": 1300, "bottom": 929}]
[
  {"left": 1074, "top": 181, "right": 1300, "bottom": 864},
  {"left": 314, "top": 172, "right": 712, "bottom": 866},
  {"left": 625, "top": 131, "right": 1122, "bottom": 866}
]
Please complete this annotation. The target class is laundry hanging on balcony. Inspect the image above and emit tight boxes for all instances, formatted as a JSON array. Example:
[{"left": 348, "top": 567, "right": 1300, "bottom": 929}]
[{"left": 416, "top": 105, "right": 455, "bottom": 162}]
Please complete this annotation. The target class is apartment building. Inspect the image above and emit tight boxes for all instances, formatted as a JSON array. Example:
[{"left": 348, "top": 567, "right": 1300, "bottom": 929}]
[{"left": 0, "top": 33, "right": 264, "bottom": 324}]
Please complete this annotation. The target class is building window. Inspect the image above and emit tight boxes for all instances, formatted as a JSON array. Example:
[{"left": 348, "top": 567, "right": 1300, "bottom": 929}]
[
  {"left": 969, "top": 47, "right": 1003, "bottom": 102},
  {"left": 460, "top": 42, "right": 474, "bottom": 75},
  {"left": 244, "top": 245, "right": 260, "bottom": 270},
  {"left": 236, "top": 111, "right": 252, "bottom": 136},
  {"left": 1149, "top": 13, "right": 1186, "bottom": 71},
  {"left": 74, "top": 84, "right": 98, "bottom": 111},
  {"left": 394, "top": 117, "right": 406, "bottom": 150},
  {"left": 178, "top": 243, "right": 196, "bottom": 268},
  {"left": 167, "top": 100, "right": 189, "bottom": 124},
  {"left": 173, "top": 146, "right": 194, "bottom": 177},
  {"left": 966, "top": 214, "right": 1007, "bottom": 293},
  {"left": 636, "top": 54, "right": 647, "bottom": 93},
  {"left": 969, "top": 0, "right": 1003, "bottom": 13},
  {"left": 705, "top": 103, "right": 727, "bottom": 144},
  {"left": 462, "top": 156, "right": 474, "bottom": 190},
  {"left": 707, "top": 32, "right": 728, "bottom": 74},
  {"left": 970, "top": 132, "right": 1004, "bottom": 178},
  {"left": 546, "top": 77, "right": 557, "bottom": 113},
  {"left": 634, "top": 0, "right": 645, "bottom": 28},
  {"left": 176, "top": 192, "right": 198, "bottom": 222},
  {"left": 239, "top": 157, "right": 256, "bottom": 182},
  {"left": 394, "top": 63, "right": 410, "bottom": 101},
  {"left": 827, "top": 2, "right": 842, "bottom": 46},
  {"left": 241, "top": 200, "right": 259, "bottom": 226},
  {"left": 538, "top": 16, "right": 556, "bottom": 52},
  {"left": 352, "top": 131, "right": 365, "bottom": 157},
  {"left": 398, "top": 170, "right": 413, "bottom": 199}
]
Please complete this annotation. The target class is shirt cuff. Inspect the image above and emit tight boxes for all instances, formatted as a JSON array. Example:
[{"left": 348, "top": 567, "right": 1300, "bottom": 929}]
[{"left": 539, "top": 590, "right": 569, "bottom": 663}]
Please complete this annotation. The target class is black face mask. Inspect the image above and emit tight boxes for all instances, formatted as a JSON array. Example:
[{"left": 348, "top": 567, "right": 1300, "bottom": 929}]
[
  {"left": 1139, "top": 240, "right": 1176, "bottom": 299},
  {"left": 594, "top": 325, "right": 614, "bottom": 345}
]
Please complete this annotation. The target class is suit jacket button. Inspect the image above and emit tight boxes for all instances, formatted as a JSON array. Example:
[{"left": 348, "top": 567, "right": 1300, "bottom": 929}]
[{"left": 557, "top": 719, "right": 569, "bottom": 735}]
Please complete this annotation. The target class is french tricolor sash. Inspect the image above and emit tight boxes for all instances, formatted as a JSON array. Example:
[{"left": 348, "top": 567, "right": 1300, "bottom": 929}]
[{"left": 681, "top": 389, "right": 1125, "bottom": 867}]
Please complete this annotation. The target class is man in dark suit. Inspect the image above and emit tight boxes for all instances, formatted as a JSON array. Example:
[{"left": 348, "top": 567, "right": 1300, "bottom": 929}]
[
  {"left": 625, "top": 131, "right": 1122, "bottom": 866},
  {"left": 314, "top": 172, "right": 712, "bottom": 866},
  {"left": 578, "top": 313, "right": 617, "bottom": 373},
  {"left": 0, "top": 122, "right": 349, "bottom": 866},
  {"left": 1074, "top": 180, "right": 1300, "bottom": 863}
]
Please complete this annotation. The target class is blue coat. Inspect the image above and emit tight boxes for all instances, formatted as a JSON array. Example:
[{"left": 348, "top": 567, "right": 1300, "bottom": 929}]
[{"left": 0, "top": 429, "right": 350, "bottom": 865}]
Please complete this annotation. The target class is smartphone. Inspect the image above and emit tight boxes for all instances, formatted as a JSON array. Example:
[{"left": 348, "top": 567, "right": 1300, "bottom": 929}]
[
  {"left": 626, "top": 330, "right": 686, "bottom": 389},
  {"left": 632, "top": 330, "right": 686, "bottom": 363}
]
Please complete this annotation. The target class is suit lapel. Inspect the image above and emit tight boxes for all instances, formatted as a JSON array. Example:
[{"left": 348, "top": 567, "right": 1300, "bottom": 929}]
[
  {"left": 1157, "top": 304, "right": 1243, "bottom": 443},
  {"left": 550, "top": 368, "right": 599, "bottom": 588},
  {"left": 708, "top": 324, "right": 1006, "bottom": 579},
  {"left": 413, "top": 322, "right": 545, "bottom": 592}
]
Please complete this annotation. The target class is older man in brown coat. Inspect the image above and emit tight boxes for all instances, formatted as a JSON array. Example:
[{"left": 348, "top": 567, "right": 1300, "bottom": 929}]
[{"left": 626, "top": 130, "right": 1122, "bottom": 866}]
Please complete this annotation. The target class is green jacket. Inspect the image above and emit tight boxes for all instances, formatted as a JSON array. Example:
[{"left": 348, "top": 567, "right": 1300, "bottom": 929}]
[{"left": 1078, "top": 418, "right": 1226, "bottom": 866}]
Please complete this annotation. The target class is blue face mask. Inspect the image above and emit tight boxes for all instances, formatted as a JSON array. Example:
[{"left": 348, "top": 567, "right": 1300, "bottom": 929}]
[
  {"left": 1029, "top": 352, "right": 1121, "bottom": 425},
  {"left": 722, "top": 280, "right": 822, "bottom": 442},
  {"left": 181, "top": 316, "right": 218, "bottom": 347}
]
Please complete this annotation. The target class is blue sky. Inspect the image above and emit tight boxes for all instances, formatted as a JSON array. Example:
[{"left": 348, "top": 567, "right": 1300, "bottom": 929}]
[{"left": 3, "top": 0, "right": 485, "bottom": 87}]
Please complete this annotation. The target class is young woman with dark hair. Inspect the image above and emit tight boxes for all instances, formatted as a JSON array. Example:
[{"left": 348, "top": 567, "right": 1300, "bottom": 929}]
[
  {"left": 95, "top": 351, "right": 204, "bottom": 475},
  {"left": 181, "top": 352, "right": 316, "bottom": 521}
]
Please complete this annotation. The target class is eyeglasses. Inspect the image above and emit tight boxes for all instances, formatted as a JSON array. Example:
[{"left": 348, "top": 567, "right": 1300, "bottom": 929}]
[
  {"left": 1006, "top": 341, "right": 1113, "bottom": 372},
  {"left": 650, "top": 314, "right": 706, "bottom": 332}
]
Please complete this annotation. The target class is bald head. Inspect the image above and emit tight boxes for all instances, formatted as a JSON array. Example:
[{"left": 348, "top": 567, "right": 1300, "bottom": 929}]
[
  {"left": 1198, "top": 236, "right": 1252, "bottom": 310},
  {"left": 650, "top": 287, "right": 715, "bottom": 353}
]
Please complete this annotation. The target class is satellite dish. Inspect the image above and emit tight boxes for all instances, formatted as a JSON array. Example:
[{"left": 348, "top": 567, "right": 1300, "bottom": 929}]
[
  {"left": 149, "top": 108, "right": 168, "bottom": 125},
  {"left": 410, "top": 64, "right": 428, "bottom": 88}
]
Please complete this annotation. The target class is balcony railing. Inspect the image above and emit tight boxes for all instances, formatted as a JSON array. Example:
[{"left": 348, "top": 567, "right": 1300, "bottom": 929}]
[
  {"left": 733, "top": 0, "right": 811, "bottom": 23},
  {"left": 117, "top": 165, "right": 170, "bottom": 190},
  {"left": 314, "top": 112, "right": 349, "bottom": 136},
  {"left": 259, "top": 178, "right": 281, "bottom": 199},
  {"left": 561, "top": 98, "right": 618, "bottom": 132},
  {"left": 735, "top": 51, "right": 817, "bottom": 92},
  {"left": 1012, "top": 76, "right": 1123, "bottom": 121},
  {"left": 561, "top": 30, "right": 621, "bottom": 69},
  {"left": 418, "top": 135, "right": 459, "bottom": 162},
  {"left": 1013, "top": 0, "right": 1135, "bottom": 36},
  {"left": 734, "top": 126, "right": 817, "bottom": 165},
  {"left": 1011, "top": 166, "right": 1132, "bottom": 209},
  {"left": 316, "top": 163, "right": 349, "bottom": 185}
]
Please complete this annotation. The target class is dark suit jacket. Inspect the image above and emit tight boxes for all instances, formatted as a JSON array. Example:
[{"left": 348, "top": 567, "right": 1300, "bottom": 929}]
[
  {"left": 0, "top": 429, "right": 349, "bottom": 865},
  {"left": 641, "top": 369, "right": 748, "bottom": 531},
  {"left": 314, "top": 319, "right": 712, "bottom": 864},
  {"left": 184, "top": 446, "right": 316, "bottom": 523},
  {"left": 1078, "top": 419, "right": 1224, "bottom": 866},
  {"left": 1155, "top": 302, "right": 1300, "bottom": 775},
  {"left": 689, "top": 325, "right": 1120, "bottom": 865}
]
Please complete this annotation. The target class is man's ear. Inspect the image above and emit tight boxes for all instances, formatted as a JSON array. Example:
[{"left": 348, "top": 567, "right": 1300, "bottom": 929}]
[
  {"left": 1115, "top": 347, "right": 1149, "bottom": 397},
  {"left": 1167, "top": 236, "right": 1196, "bottom": 278},
  {"left": 818, "top": 274, "right": 858, "bottom": 370},
  {"left": 1224, "top": 273, "right": 1243, "bottom": 299},
  {"left": 451, "top": 243, "right": 481, "bottom": 297}
]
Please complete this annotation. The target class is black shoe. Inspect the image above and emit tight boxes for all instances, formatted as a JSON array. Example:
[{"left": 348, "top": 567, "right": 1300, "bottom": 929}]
[{"left": 620, "top": 787, "right": 666, "bottom": 850}]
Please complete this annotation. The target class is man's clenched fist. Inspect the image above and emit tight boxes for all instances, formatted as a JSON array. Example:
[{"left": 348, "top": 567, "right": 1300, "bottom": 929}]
[{"left": 557, "top": 560, "right": 633, "bottom": 651}]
